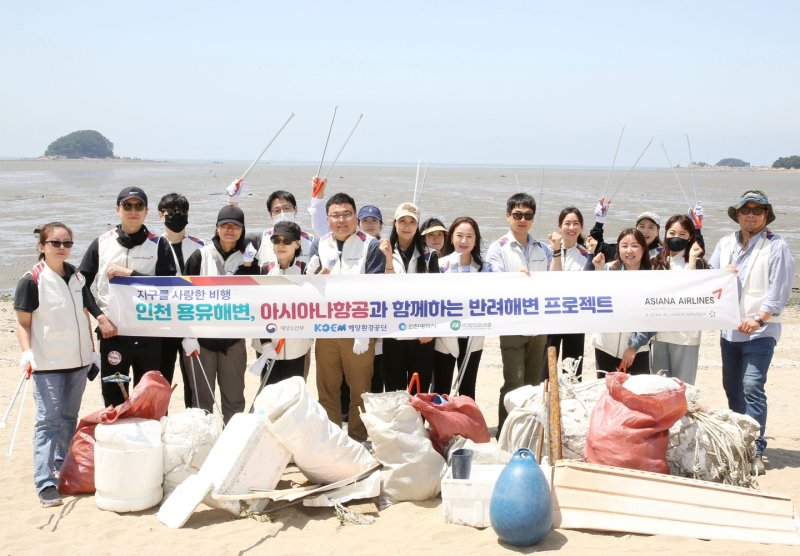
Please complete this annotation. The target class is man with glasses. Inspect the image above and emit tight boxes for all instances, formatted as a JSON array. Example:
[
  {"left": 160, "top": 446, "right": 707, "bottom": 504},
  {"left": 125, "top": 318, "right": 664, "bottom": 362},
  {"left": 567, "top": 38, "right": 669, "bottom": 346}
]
[
  {"left": 709, "top": 190, "right": 794, "bottom": 475},
  {"left": 486, "top": 192, "right": 553, "bottom": 433},
  {"left": 253, "top": 190, "right": 316, "bottom": 270},
  {"left": 79, "top": 187, "right": 177, "bottom": 406},
  {"left": 157, "top": 193, "right": 205, "bottom": 407},
  {"left": 308, "top": 192, "right": 386, "bottom": 442}
]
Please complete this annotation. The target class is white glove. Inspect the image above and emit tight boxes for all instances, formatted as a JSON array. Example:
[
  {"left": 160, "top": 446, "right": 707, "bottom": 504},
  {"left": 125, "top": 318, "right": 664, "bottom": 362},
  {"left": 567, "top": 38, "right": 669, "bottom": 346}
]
[
  {"left": 242, "top": 242, "right": 257, "bottom": 264},
  {"left": 19, "top": 349, "right": 37, "bottom": 374},
  {"left": 352, "top": 337, "right": 369, "bottom": 355},
  {"left": 225, "top": 178, "right": 243, "bottom": 197},
  {"left": 248, "top": 352, "right": 268, "bottom": 376},
  {"left": 92, "top": 351, "right": 102, "bottom": 369},
  {"left": 323, "top": 252, "right": 341, "bottom": 272},
  {"left": 182, "top": 337, "right": 201, "bottom": 357},
  {"left": 689, "top": 202, "right": 703, "bottom": 230},
  {"left": 261, "top": 342, "right": 279, "bottom": 360},
  {"left": 594, "top": 197, "right": 611, "bottom": 223}
]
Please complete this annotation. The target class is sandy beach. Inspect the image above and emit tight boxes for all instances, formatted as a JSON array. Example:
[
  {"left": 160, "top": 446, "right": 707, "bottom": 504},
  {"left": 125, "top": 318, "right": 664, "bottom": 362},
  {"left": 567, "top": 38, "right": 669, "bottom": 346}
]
[{"left": 1, "top": 293, "right": 798, "bottom": 555}]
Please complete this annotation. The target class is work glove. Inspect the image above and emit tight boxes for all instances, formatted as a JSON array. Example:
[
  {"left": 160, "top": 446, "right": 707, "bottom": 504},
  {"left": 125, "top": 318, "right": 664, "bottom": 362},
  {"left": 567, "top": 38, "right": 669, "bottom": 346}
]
[
  {"left": 225, "top": 178, "right": 244, "bottom": 198},
  {"left": 248, "top": 352, "right": 268, "bottom": 376},
  {"left": 689, "top": 202, "right": 703, "bottom": 230},
  {"left": 182, "top": 337, "right": 201, "bottom": 357},
  {"left": 19, "top": 349, "right": 37, "bottom": 375},
  {"left": 307, "top": 255, "right": 321, "bottom": 275},
  {"left": 594, "top": 197, "right": 611, "bottom": 224},
  {"left": 352, "top": 338, "right": 369, "bottom": 355},
  {"left": 323, "top": 252, "right": 341, "bottom": 272},
  {"left": 242, "top": 242, "right": 257, "bottom": 264},
  {"left": 261, "top": 341, "right": 279, "bottom": 360}
]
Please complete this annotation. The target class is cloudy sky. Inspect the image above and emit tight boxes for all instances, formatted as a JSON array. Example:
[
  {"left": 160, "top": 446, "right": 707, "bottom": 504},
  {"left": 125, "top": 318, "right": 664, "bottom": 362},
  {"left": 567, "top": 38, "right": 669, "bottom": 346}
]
[{"left": 2, "top": 1, "right": 798, "bottom": 166}]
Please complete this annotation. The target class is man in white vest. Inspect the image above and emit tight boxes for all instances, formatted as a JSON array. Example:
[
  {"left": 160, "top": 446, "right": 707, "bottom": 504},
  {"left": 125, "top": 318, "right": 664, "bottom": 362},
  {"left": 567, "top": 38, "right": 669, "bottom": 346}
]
[
  {"left": 486, "top": 192, "right": 553, "bottom": 433},
  {"left": 308, "top": 192, "right": 387, "bottom": 442},
  {"left": 79, "top": 187, "right": 177, "bottom": 406},
  {"left": 709, "top": 190, "right": 794, "bottom": 475},
  {"left": 157, "top": 193, "right": 205, "bottom": 407}
]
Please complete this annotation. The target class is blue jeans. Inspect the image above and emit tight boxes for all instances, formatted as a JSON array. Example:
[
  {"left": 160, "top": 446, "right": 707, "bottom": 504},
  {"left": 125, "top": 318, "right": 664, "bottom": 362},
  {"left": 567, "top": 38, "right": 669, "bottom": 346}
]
[
  {"left": 720, "top": 337, "right": 776, "bottom": 454},
  {"left": 32, "top": 368, "right": 87, "bottom": 493}
]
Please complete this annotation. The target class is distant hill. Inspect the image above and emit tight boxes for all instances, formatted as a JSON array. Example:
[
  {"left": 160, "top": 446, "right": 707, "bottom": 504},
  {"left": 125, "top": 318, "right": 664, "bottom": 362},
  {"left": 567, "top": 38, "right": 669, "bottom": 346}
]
[
  {"left": 715, "top": 158, "right": 750, "bottom": 168},
  {"left": 773, "top": 155, "right": 800, "bottom": 169},
  {"left": 45, "top": 130, "right": 114, "bottom": 158}
]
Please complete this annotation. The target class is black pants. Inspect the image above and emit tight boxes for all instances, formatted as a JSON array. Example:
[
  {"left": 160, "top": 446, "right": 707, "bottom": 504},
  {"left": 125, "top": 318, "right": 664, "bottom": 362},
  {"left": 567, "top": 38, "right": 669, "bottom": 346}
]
[
  {"left": 382, "top": 338, "right": 435, "bottom": 393},
  {"left": 99, "top": 335, "right": 162, "bottom": 406},
  {"left": 262, "top": 356, "right": 305, "bottom": 387},
  {"left": 433, "top": 339, "right": 483, "bottom": 399},
  {"left": 541, "top": 333, "right": 585, "bottom": 382},
  {"left": 594, "top": 348, "right": 650, "bottom": 377},
  {"left": 160, "top": 337, "right": 193, "bottom": 408}
]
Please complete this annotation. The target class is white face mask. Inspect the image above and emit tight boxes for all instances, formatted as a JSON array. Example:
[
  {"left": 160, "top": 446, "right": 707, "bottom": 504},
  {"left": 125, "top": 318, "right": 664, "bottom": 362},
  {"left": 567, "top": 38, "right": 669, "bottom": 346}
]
[{"left": 274, "top": 210, "right": 296, "bottom": 223}]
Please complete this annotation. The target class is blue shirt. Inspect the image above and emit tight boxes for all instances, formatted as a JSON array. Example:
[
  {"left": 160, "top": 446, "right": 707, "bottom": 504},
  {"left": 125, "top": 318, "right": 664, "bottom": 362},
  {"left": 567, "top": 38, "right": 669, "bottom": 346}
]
[{"left": 709, "top": 228, "right": 794, "bottom": 342}]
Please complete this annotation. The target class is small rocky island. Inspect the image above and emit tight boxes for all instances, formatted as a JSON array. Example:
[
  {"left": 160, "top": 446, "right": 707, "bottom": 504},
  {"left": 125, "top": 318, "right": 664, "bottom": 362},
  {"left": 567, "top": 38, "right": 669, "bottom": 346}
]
[{"left": 44, "top": 130, "right": 114, "bottom": 158}]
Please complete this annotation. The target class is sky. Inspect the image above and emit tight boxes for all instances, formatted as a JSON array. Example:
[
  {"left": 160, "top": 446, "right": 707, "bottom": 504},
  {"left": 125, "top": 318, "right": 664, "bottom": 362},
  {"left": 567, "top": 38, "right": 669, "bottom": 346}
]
[{"left": 2, "top": 1, "right": 799, "bottom": 167}]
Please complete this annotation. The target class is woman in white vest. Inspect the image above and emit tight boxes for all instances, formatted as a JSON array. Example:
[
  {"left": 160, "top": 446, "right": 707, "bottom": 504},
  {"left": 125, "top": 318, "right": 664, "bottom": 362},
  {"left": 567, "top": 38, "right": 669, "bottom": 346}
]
[
  {"left": 546, "top": 207, "right": 593, "bottom": 380},
  {"left": 434, "top": 216, "right": 485, "bottom": 399},
  {"left": 255, "top": 221, "right": 313, "bottom": 387},
  {"left": 379, "top": 202, "right": 440, "bottom": 393},
  {"left": 591, "top": 228, "right": 655, "bottom": 376},
  {"left": 14, "top": 222, "right": 96, "bottom": 508},
  {"left": 182, "top": 205, "right": 258, "bottom": 424},
  {"left": 649, "top": 214, "right": 707, "bottom": 384}
]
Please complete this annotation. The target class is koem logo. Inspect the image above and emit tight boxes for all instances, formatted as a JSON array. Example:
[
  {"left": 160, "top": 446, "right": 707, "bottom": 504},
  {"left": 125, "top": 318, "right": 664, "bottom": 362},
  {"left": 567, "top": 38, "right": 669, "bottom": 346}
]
[
  {"left": 450, "top": 320, "right": 461, "bottom": 331},
  {"left": 265, "top": 322, "right": 278, "bottom": 333}
]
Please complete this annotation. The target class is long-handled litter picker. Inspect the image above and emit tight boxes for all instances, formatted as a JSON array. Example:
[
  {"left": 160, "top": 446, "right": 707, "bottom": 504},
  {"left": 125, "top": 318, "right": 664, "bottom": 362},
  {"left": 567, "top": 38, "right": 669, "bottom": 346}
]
[
  {"left": 4, "top": 367, "right": 31, "bottom": 457},
  {"left": 0, "top": 368, "right": 28, "bottom": 429},
  {"left": 449, "top": 337, "right": 476, "bottom": 398},
  {"left": 248, "top": 339, "right": 285, "bottom": 413},
  {"left": 188, "top": 354, "right": 224, "bottom": 421}
]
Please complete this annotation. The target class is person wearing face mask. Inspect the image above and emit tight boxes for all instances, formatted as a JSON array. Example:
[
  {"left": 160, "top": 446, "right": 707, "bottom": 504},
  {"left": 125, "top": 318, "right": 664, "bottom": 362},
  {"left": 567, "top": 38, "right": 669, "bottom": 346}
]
[
  {"left": 79, "top": 187, "right": 177, "bottom": 407},
  {"left": 649, "top": 214, "right": 706, "bottom": 384},
  {"left": 253, "top": 190, "right": 316, "bottom": 269},
  {"left": 157, "top": 193, "right": 205, "bottom": 407}
]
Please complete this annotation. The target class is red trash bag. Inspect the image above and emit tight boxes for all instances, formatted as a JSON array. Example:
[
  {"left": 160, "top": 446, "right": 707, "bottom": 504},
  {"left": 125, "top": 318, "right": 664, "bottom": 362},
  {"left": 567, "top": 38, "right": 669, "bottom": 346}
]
[
  {"left": 58, "top": 371, "right": 173, "bottom": 495},
  {"left": 408, "top": 393, "right": 491, "bottom": 455},
  {"left": 583, "top": 372, "right": 687, "bottom": 474}
]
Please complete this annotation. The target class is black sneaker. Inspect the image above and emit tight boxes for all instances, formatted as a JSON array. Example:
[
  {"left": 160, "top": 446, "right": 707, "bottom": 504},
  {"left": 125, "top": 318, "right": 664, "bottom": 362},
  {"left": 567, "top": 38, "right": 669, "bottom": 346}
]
[{"left": 39, "top": 486, "right": 62, "bottom": 508}]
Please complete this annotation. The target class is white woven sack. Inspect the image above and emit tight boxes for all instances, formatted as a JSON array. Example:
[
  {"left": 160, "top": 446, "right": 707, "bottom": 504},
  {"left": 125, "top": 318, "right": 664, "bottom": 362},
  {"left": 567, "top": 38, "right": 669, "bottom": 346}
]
[
  {"left": 361, "top": 391, "right": 445, "bottom": 504},
  {"left": 160, "top": 408, "right": 222, "bottom": 498},
  {"left": 252, "top": 376, "right": 377, "bottom": 484}
]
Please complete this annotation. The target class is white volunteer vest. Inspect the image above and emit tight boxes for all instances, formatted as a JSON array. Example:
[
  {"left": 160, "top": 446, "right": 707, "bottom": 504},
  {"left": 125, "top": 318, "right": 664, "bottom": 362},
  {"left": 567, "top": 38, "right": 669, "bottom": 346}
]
[
  {"left": 317, "top": 231, "right": 375, "bottom": 275},
  {"left": 198, "top": 244, "right": 246, "bottom": 276},
  {"left": 256, "top": 228, "right": 315, "bottom": 268},
  {"left": 717, "top": 232, "right": 779, "bottom": 323},
  {"left": 94, "top": 229, "right": 160, "bottom": 312},
  {"left": 164, "top": 233, "right": 204, "bottom": 275},
  {"left": 28, "top": 262, "right": 93, "bottom": 370}
]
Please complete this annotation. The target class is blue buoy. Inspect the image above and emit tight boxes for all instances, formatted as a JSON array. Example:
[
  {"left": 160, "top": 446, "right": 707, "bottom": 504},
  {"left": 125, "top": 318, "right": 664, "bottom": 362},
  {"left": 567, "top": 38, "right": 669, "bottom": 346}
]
[{"left": 489, "top": 448, "right": 552, "bottom": 546}]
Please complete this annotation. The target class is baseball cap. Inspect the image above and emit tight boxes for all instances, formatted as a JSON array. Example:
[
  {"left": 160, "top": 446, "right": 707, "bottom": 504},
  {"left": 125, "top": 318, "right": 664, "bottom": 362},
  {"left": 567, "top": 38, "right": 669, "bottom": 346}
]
[
  {"left": 636, "top": 211, "right": 661, "bottom": 228},
  {"left": 394, "top": 202, "right": 420, "bottom": 222},
  {"left": 117, "top": 187, "right": 148, "bottom": 206},
  {"left": 358, "top": 205, "right": 383, "bottom": 222},
  {"left": 216, "top": 205, "right": 245, "bottom": 227}
]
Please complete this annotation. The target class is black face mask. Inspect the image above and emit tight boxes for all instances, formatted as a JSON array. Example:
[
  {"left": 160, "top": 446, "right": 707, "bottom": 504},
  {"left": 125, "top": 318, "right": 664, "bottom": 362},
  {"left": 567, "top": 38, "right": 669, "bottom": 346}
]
[
  {"left": 666, "top": 237, "right": 689, "bottom": 252},
  {"left": 164, "top": 213, "right": 188, "bottom": 233}
]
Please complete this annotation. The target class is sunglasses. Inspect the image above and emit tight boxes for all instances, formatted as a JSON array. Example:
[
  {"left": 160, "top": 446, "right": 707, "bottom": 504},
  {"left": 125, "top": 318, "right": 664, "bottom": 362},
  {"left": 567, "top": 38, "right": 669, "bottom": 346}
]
[
  {"left": 511, "top": 211, "right": 534, "bottom": 221},
  {"left": 121, "top": 202, "right": 146, "bottom": 212},
  {"left": 270, "top": 236, "right": 295, "bottom": 246},
  {"left": 738, "top": 206, "right": 765, "bottom": 216},
  {"left": 45, "top": 240, "right": 74, "bottom": 249}
]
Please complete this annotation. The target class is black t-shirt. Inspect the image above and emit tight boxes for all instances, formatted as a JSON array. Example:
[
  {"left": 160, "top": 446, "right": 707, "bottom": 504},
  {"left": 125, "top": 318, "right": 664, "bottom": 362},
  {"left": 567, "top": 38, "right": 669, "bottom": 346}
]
[{"left": 14, "top": 263, "right": 89, "bottom": 313}]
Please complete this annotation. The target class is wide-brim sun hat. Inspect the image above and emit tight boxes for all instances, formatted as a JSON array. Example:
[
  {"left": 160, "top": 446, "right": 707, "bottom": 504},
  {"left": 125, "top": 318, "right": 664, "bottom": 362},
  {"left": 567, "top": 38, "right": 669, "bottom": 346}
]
[{"left": 727, "top": 190, "right": 775, "bottom": 224}]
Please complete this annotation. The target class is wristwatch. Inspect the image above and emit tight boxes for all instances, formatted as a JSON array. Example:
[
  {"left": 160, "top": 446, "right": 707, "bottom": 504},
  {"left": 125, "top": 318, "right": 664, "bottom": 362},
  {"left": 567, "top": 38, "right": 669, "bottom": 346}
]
[{"left": 753, "top": 314, "right": 764, "bottom": 326}]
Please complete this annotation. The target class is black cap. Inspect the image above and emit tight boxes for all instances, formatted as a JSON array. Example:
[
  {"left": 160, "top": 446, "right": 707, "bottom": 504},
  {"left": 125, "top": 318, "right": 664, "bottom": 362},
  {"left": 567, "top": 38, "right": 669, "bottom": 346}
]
[
  {"left": 216, "top": 205, "right": 245, "bottom": 227},
  {"left": 117, "top": 187, "right": 148, "bottom": 206},
  {"left": 273, "top": 221, "right": 301, "bottom": 241}
]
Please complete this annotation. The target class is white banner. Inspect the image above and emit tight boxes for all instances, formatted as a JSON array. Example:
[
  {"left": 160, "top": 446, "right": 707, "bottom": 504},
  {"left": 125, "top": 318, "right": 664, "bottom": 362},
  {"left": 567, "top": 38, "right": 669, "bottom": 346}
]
[{"left": 108, "top": 270, "right": 740, "bottom": 339}]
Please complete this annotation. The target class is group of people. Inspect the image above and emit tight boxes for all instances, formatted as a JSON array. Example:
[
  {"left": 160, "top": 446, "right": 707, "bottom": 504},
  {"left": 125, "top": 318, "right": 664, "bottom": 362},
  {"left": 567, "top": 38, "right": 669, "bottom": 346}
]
[{"left": 14, "top": 176, "right": 794, "bottom": 507}]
